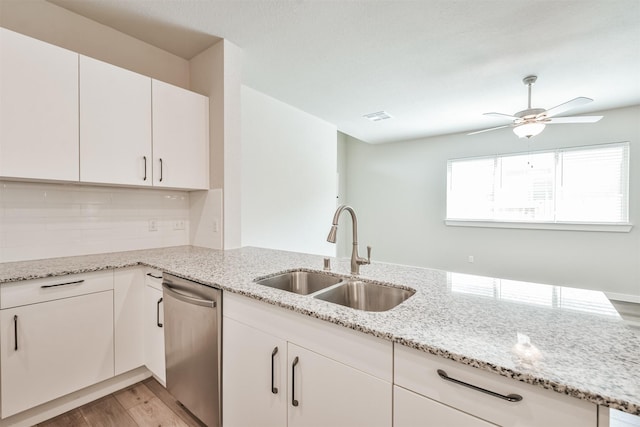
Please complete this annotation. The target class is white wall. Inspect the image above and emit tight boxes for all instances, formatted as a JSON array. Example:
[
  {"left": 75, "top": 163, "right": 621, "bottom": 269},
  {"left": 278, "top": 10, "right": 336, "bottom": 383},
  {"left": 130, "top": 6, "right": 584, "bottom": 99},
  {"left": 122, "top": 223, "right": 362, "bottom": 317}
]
[
  {"left": 342, "top": 106, "right": 640, "bottom": 300},
  {"left": 0, "top": 181, "right": 190, "bottom": 262},
  {"left": 241, "top": 86, "right": 337, "bottom": 256},
  {"left": 0, "top": 0, "right": 189, "bottom": 88},
  {"left": 189, "top": 39, "right": 243, "bottom": 249}
]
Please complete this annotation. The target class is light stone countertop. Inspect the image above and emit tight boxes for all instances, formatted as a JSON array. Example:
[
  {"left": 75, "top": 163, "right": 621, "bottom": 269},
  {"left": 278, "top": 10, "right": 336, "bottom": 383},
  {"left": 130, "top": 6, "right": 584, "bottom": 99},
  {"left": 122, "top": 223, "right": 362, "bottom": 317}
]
[{"left": 0, "top": 245, "right": 638, "bottom": 415}]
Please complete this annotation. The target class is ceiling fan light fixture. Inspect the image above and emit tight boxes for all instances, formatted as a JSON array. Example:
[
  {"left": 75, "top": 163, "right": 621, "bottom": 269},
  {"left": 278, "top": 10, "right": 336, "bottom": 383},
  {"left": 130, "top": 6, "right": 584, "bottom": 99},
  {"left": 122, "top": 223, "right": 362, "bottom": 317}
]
[
  {"left": 473, "top": 75, "right": 600, "bottom": 138},
  {"left": 513, "top": 122, "right": 545, "bottom": 138}
]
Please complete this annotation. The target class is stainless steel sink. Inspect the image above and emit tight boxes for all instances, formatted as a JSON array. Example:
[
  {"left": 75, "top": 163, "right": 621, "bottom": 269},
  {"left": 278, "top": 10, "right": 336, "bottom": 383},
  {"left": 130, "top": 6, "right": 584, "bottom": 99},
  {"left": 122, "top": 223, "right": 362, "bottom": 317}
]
[
  {"left": 313, "top": 280, "right": 415, "bottom": 312},
  {"left": 254, "top": 270, "right": 342, "bottom": 295}
]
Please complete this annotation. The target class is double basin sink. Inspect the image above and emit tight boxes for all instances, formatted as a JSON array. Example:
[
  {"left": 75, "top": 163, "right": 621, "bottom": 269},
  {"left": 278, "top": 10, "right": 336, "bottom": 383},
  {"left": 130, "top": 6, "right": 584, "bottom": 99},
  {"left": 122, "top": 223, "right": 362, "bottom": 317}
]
[{"left": 254, "top": 270, "right": 415, "bottom": 312}]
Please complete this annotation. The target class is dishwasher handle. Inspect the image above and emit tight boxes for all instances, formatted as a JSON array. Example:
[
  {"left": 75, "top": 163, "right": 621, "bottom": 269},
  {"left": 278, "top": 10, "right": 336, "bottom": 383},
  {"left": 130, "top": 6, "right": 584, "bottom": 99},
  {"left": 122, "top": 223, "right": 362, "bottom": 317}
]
[{"left": 162, "top": 283, "right": 217, "bottom": 308}]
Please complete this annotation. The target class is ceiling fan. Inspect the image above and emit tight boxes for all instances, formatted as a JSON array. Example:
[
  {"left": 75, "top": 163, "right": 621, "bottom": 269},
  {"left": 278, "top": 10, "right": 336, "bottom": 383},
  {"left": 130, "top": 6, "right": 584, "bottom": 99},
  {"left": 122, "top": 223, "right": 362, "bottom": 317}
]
[{"left": 468, "top": 75, "right": 603, "bottom": 138}]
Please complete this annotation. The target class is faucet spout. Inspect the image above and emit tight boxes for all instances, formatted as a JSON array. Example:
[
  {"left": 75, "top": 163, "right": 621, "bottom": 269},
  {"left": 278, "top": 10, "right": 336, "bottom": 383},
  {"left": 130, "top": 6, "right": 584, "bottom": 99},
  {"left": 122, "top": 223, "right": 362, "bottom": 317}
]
[{"left": 326, "top": 205, "right": 371, "bottom": 275}]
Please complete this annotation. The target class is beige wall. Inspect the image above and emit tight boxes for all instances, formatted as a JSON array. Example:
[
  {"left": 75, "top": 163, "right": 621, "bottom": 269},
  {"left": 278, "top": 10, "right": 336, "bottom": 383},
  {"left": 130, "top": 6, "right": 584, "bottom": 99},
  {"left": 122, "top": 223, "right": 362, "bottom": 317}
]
[{"left": 0, "top": 0, "right": 189, "bottom": 88}]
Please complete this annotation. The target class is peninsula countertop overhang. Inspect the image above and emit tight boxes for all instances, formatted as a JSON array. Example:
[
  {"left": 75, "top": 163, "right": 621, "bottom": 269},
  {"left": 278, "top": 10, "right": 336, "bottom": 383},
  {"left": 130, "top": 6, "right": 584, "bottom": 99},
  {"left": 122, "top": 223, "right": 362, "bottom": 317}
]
[{"left": 0, "top": 245, "right": 638, "bottom": 415}]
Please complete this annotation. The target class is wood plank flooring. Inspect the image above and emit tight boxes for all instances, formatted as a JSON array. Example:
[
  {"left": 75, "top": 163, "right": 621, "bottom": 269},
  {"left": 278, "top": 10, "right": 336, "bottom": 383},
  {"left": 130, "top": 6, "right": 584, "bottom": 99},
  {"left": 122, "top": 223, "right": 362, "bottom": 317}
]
[{"left": 37, "top": 378, "right": 206, "bottom": 427}]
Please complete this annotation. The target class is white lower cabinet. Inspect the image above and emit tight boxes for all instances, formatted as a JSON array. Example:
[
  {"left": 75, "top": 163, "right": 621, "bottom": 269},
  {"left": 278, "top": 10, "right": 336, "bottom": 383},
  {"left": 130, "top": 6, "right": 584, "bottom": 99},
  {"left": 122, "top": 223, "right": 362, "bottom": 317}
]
[
  {"left": 394, "top": 344, "right": 598, "bottom": 427},
  {"left": 287, "top": 343, "right": 391, "bottom": 427},
  {"left": 144, "top": 270, "right": 166, "bottom": 384},
  {"left": 0, "top": 274, "right": 114, "bottom": 418},
  {"left": 114, "top": 268, "right": 145, "bottom": 375},
  {"left": 223, "top": 293, "right": 392, "bottom": 427},
  {"left": 223, "top": 317, "right": 287, "bottom": 427},
  {"left": 394, "top": 386, "right": 495, "bottom": 427}
]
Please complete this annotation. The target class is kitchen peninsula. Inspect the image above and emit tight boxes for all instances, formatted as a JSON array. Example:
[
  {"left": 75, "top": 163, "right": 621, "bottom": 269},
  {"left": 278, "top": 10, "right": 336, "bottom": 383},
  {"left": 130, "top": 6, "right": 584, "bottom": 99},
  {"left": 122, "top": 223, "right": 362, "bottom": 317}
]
[{"left": 0, "top": 245, "right": 638, "bottom": 426}]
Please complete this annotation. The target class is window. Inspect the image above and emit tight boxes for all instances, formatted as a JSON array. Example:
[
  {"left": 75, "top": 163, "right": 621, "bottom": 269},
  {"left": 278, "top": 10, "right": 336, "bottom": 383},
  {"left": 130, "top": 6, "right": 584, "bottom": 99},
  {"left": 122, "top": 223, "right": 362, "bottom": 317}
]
[{"left": 446, "top": 142, "right": 630, "bottom": 229}]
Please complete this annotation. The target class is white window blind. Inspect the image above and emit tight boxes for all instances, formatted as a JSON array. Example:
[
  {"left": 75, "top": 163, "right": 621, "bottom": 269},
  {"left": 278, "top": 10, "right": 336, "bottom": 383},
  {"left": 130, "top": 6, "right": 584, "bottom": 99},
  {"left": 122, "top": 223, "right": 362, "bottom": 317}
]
[{"left": 446, "top": 142, "right": 629, "bottom": 224}]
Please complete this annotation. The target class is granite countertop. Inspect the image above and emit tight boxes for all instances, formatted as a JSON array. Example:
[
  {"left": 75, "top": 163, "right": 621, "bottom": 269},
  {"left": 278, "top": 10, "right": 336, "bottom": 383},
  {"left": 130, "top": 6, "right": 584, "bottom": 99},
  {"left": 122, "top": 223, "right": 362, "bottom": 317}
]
[{"left": 0, "top": 245, "right": 638, "bottom": 415}]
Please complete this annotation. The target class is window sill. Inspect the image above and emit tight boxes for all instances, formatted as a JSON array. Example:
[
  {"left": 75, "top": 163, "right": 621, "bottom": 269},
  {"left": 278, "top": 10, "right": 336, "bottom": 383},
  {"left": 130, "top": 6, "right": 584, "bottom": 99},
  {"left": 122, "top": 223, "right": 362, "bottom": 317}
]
[{"left": 445, "top": 220, "right": 633, "bottom": 233}]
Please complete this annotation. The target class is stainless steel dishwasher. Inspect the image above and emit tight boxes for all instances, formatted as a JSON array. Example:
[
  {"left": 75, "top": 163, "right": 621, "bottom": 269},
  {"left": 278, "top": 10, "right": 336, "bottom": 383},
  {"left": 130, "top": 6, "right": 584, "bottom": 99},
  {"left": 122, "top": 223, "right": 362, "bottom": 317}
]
[{"left": 162, "top": 273, "right": 221, "bottom": 427}]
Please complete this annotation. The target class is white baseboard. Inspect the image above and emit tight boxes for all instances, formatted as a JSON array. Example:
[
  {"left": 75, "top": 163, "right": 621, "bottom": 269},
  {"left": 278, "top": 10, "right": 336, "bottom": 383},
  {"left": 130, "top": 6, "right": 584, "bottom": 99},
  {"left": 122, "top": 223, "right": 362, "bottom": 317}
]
[{"left": 0, "top": 367, "right": 152, "bottom": 427}]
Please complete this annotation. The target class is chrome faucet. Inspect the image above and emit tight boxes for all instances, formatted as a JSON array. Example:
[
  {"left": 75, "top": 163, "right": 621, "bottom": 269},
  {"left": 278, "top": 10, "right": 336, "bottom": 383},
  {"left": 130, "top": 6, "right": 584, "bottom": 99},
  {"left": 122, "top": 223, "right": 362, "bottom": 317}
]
[{"left": 326, "top": 205, "right": 371, "bottom": 275}]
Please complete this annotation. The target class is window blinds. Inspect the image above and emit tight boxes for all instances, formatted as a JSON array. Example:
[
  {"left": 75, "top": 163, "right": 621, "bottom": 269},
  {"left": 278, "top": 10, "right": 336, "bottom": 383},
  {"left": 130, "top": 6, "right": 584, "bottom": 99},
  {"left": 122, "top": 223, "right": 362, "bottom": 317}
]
[{"left": 446, "top": 142, "right": 629, "bottom": 224}]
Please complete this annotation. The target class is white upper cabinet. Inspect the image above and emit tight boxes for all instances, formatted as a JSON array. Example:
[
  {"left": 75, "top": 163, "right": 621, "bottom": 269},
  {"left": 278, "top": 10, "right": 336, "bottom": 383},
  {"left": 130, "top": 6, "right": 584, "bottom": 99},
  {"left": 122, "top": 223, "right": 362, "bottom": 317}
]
[
  {"left": 0, "top": 27, "right": 79, "bottom": 182},
  {"left": 152, "top": 79, "right": 209, "bottom": 190},
  {"left": 79, "top": 56, "right": 152, "bottom": 186},
  {"left": 0, "top": 28, "right": 210, "bottom": 190}
]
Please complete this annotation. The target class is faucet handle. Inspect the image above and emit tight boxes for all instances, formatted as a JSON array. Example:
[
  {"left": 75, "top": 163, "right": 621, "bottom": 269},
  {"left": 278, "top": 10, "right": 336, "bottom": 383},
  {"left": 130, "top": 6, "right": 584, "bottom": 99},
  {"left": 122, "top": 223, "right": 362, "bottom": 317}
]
[{"left": 358, "top": 246, "right": 372, "bottom": 266}]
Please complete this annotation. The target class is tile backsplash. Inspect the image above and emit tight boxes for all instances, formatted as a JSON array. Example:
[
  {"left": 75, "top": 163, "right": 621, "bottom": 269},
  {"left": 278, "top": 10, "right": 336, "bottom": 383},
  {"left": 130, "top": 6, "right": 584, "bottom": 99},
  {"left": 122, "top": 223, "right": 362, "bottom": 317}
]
[{"left": 0, "top": 181, "right": 190, "bottom": 262}]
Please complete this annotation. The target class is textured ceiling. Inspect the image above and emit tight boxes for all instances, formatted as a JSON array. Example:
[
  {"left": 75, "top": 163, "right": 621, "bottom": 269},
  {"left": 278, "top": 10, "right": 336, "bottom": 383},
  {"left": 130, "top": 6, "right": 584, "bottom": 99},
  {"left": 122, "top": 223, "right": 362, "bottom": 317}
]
[{"left": 48, "top": 0, "right": 640, "bottom": 144}]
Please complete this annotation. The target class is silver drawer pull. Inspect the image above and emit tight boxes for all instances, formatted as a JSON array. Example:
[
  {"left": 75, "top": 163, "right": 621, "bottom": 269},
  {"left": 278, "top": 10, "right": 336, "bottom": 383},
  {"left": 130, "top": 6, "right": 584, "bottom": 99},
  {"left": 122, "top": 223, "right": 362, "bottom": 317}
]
[
  {"left": 146, "top": 273, "right": 162, "bottom": 279},
  {"left": 41, "top": 280, "right": 84, "bottom": 289},
  {"left": 437, "top": 369, "right": 523, "bottom": 402}
]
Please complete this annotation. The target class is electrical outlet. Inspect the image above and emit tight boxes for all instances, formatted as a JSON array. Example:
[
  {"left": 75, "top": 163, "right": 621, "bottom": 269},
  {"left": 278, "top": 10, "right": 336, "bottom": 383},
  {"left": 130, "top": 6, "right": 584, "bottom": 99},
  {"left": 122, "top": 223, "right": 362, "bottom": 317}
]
[
  {"left": 468, "top": 255, "right": 474, "bottom": 263},
  {"left": 213, "top": 219, "right": 219, "bottom": 233},
  {"left": 148, "top": 219, "right": 158, "bottom": 232},
  {"left": 173, "top": 220, "right": 185, "bottom": 230}
]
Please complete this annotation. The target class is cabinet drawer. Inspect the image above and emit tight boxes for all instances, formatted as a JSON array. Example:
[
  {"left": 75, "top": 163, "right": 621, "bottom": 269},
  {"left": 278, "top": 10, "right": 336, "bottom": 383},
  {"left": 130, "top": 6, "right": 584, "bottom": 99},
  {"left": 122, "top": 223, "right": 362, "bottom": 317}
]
[
  {"left": 394, "top": 344, "right": 597, "bottom": 427},
  {"left": 144, "top": 269, "right": 163, "bottom": 290},
  {"left": 394, "top": 386, "right": 495, "bottom": 427},
  {"left": 1, "top": 270, "right": 113, "bottom": 309}
]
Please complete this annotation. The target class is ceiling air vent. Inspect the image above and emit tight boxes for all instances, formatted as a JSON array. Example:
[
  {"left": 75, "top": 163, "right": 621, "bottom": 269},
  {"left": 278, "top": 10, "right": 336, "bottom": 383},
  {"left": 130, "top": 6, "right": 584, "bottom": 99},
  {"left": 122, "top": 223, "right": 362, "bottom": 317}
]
[{"left": 363, "top": 111, "right": 393, "bottom": 122}]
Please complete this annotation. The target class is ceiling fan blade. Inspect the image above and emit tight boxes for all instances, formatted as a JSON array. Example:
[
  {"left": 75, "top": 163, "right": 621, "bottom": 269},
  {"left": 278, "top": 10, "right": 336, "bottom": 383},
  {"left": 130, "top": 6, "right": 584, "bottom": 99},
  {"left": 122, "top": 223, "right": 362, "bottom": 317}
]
[
  {"left": 543, "top": 97, "right": 593, "bottom": 118},
  {"left": 483, "top": 112, "right": 518, "bottom": 120},
  {"left": 546, "top": 116, "right": 603, "bottom": 124},
  {"left": 467, "top": 125, "right": 511, "bottom": 135}
]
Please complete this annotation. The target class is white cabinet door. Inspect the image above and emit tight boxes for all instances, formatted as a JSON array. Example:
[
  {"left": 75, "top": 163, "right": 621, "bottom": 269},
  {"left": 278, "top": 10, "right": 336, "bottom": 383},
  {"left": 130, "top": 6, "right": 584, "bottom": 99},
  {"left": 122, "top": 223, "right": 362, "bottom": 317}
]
[
  {"left": 152, "top": 79, "right": 209, "bottom": 190},
  {"left": 394, "top": 386, "right": 495, "bottom": 427},
  {"left": 0, "top": 28, "right": 79, "bottom": 182},
  {"left": 114, "top": 268, "right": 145, "bottom": 375},
  {"left": 79, "top": 56, "right": 152, "bottom": 186},
  {"left": 144, "top": 284, "right": 166, "bottom": 384},
  {"left": 287, "top": 343, "right": 392, "bottom": 427},
  {"left": 222, "top": 317, "right": 287, "bottom": 427},
  {"left": 0, "top": 290, "right": 114, "bottom": 418}
]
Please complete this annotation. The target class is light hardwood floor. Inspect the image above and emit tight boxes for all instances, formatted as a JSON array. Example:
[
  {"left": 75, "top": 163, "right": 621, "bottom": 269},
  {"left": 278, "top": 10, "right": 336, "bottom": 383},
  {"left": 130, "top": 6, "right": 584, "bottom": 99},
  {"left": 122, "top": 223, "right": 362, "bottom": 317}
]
[{"left": 37, "top": 378, "right": 206, "bottom": 427}]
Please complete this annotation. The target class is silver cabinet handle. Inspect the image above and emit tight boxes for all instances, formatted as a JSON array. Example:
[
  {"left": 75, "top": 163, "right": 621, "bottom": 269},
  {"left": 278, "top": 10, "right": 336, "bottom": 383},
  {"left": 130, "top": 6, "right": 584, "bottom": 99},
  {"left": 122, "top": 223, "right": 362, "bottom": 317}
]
[
  {"left": 437, "top": 369, "right": 523, "bottom": 402},
  {"left": 41, "top": 279, "right": 84, "bottom": 289},
  {"left": 162, "top": 284, "right": 216, "bottom": 308},
  {"left": 291, "top": 356, "right": 299, "bottom": 407},
  {"left": 146, "top": 273, "right": 162, "bottom": 279},
  {"left": 159, "top": 158, "right": 163, "bottom": 182}
]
